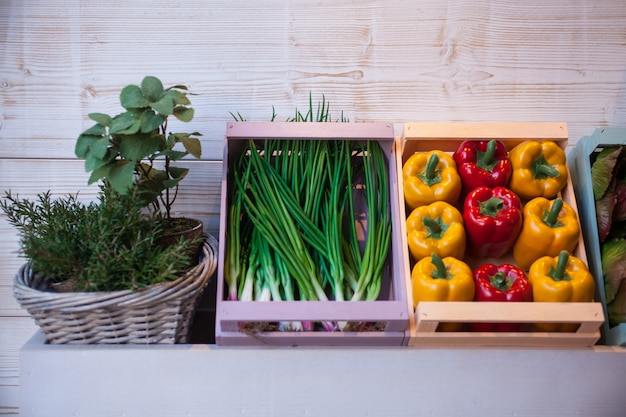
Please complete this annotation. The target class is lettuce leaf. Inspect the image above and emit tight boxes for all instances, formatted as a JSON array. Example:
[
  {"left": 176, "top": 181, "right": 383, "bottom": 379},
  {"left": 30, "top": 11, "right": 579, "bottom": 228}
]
[
  {"left": 591, "top": 146, "right": 621, "bottom": 200},
  {"left": 596, "top": 192, "right": 617, "bottom": 243},
  {"left": 607, "top": 279, "right": 626, "bottom": 327},
  {"left": 602, "top": 238, "right": 626, "bottom": 304}
]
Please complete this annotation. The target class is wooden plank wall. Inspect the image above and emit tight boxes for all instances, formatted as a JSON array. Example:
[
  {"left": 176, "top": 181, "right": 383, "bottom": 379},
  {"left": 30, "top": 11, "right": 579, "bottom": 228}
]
[{"left": 1, "top": 0, "right": 625, "bottom": 414}]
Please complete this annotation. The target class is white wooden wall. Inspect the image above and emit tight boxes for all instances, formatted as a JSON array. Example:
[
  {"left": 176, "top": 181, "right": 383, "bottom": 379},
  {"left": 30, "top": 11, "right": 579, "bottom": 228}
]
[{"left": 1, "top": 1, "right": 626, "bottom": 414}]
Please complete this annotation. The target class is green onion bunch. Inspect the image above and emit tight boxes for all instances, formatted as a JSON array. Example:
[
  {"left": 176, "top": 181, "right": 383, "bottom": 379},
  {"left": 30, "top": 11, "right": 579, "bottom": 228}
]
[{"left": 224, "top": 137, "right": 392, "bottom": 331}]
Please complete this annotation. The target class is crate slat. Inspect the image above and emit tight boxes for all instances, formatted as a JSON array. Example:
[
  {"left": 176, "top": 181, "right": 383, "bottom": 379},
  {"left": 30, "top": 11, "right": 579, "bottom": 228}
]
[{"left": 412, "top": 301, "right": 603, "bottom": 347}]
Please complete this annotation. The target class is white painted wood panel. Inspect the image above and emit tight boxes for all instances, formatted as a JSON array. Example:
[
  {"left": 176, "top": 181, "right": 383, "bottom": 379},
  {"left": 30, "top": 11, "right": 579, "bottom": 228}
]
[
  {"left": 1, "top": 0, "right": 625, "bottom": 161},
  {"left": 0, "top": 318, "right": 38, "bottom": 415},
  {"left": 1, "top": 0, "right": 626, "bottom": 415}
]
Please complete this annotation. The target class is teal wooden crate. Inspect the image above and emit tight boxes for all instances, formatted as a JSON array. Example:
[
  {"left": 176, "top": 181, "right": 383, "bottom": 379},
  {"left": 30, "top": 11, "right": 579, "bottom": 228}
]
[{"left": 569, "top": 127, "right": 626, "bottom": 346}]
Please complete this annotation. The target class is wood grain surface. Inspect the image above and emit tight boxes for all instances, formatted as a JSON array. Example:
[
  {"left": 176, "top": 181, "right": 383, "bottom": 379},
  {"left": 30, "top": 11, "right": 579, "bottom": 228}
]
[{"left": 1, "top": 0, "right": 625, "bottom": 414}]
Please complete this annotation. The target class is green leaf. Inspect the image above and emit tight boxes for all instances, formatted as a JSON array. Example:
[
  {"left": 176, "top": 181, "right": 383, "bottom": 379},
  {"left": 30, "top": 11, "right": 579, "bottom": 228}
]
[
  {"left": 80, "top": 123, "right": 106, "bottom": 136},
  {"left": 120, "top": 84, "right": 149, "bottom": 109},
  {"left": 168, "top": 166, "right": 189, "bottom": 180},
  {"left": 141, "top": 76, "right": 164, "bottom": 102},
  {"left": 84, "top": 152, "right": 113, "bottom": 173},
  {"left": 602, "top": 238, "right": 626, "bottom": 303},
  {"left": 110, "top": 112, "right": 139, "bottom": 134},
  {"left": 180, "top": 136, "right": 202, "bottom": 159},
  {"left": 161, "top": 149, "right": 188, "bottom": 161},
  {"left": 89, "top": 136, "right": 112, "bottom": 159},
  {"left": 607, "top": 280, "right": 626, "bottom": 327},
  {"left": 87, "top": 163, "right": 112, "bottom": 185},
  {"left": 591, "top": 146, "right": 621, "bottom": 200},
  {"left": 596, "top": 191, "right": 616, "bottom": 243},
  {"left": 119, "top": 134, "right": 164, "bottom": 160},
  {"left": 75, "top": 134, "right": 96, "bottom": 158},
  {"left": 140, "top": 110, "right": 165, "bottom": 133},
  {"left": 162, "top": 178, "right": 182, "bottom": 189},
  {"left": 168, "top": 84, "right": 188, "bottom": 92},
  {"left": 88, "top": 113, "right": 113, "bottom": 126},
  {"left": 140, "top": 171, "right": 167, "bottom": 188},
  {"left": 168, "top": 89, "right": 190, "bottom": 106},
  {"left": 107, "top": 160, "right": 136, "bottom": 194},
  {"left": 173, "top": 106, "right": 194, "bottom": 122},
  {"left": 150, "top": 95, "right": 174, "bottom": 115}
]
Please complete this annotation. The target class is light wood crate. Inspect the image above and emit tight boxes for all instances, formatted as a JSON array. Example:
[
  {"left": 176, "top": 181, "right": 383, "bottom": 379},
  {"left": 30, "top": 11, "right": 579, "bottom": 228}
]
[
  {"left": 215, "top": 121, "right": 410, "bottom": 346},
  {"left": 397, "top": 122, "right": 604, "bottom": 347}
]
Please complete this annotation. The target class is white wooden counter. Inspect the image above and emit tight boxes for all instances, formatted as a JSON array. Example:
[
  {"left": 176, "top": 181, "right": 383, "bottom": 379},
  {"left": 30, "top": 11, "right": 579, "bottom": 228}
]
[{"left": 19, "top": 333, "right": 625, "bottom": 417}]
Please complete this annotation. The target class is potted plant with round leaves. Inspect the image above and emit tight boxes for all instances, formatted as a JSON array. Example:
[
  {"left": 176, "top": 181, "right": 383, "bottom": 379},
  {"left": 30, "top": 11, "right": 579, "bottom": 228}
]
[
  {"left": 75, "top": 75, "right": 204, "bottom": 259},
  {"left": 0, "top": 76, "right": 218, "bottom": 344}
]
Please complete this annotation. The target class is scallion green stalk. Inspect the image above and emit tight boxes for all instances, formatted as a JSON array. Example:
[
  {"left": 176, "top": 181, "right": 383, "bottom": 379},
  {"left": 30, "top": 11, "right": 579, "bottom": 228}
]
[{"left": 228, "top": 133, "right": 392, "bottom": 331}]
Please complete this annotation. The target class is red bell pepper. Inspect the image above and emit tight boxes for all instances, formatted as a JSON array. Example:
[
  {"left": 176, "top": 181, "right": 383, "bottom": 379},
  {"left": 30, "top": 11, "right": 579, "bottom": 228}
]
[
  {"left": 463, "top": 186, "right": 522, "bottom": 258},
  {"left": 453, "top": 139, "right": 512, "bottom": 196},
  {"left": 472, "top": 262, "right": 533, "bottom": 332}
]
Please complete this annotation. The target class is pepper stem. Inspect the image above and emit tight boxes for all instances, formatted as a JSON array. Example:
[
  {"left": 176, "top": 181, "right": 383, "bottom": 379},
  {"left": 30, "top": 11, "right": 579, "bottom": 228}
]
[
  {"left": 418, "top": 153, "right": 441, "bottom": 186},
  {"left": 479, "top": 197, "right": 504, "bottom": 217},
  {"left": 422, "top": 216, "right": 448, "bottom": 239},
  {"left": 542, "top": 198, "right": 564, "bottom": 227},
  {"left": 549, "top": 250, "right": 571, "bottom": 282},
  {"left": 430, "top": 253, "right": 449, "bottom": 280},
  {"left": 477, "top": 140, "right": 499, "bottom": 171},
  {"left": 490, "top": 271, "right": 513, "bottom": 291},
  {"left": 532, "top": 154, "right": 559, "bottom": 179}
]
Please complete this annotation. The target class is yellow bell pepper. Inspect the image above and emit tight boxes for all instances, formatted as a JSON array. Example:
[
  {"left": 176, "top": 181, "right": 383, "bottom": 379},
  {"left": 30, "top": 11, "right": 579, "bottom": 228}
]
[
  {"left": 513, "top": 197, "right": 580, "bottom": 270},
  {"left": 508, "top": 140, "right": 568, "bottom": 200},
  {"left": 411, "top": 254, "right": 474, "bottom": 331},
  {"left": 402, "top": 150, "right": 461, "bottom": 209},
  {"left": 406, "top": 201, "right": 466, "bottom": 262},
  {"left": 528, "top": 250, "right": 596, "bottom": 332}
]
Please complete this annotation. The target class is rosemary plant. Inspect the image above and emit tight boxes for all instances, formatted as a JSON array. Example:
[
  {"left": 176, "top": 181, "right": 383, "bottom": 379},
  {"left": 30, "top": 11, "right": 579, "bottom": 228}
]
[{"left": 1, "top": 186, "right": 198, "bottom": 292}]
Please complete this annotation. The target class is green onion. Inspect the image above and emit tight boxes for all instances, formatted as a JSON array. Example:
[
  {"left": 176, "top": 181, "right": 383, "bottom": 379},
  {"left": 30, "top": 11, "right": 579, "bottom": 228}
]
[
  {"left": 226, "top": 96, "right": 391, "bottom": 331},
  {"left": 350, "top": 141, "right": 392, "bottom": 301},
  {"left": 238, "top": 140, "right": 328, "bottom": 302}
]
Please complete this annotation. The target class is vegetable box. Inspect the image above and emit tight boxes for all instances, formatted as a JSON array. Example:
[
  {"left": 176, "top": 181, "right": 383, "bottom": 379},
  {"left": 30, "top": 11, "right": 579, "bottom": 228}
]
[
  {"left": 397, "top": 122, "right": 604, "bottom": 347},
  {"left": 569, "top": 127, "right": 626, "bottom": 346},
  {"left": 215, "top": 121, "right": 410, "bottom": 346}
]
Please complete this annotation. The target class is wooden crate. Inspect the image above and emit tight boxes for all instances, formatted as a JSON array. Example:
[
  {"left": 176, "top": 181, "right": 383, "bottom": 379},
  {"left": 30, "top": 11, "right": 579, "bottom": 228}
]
[
  {"left": 397, "top": 122, "right": 604, "bottom": 347},
  {"left": 569, "top": 127, "right": 626, "bottom": 346},
  {"left": 215, "top": 121, "right": 410, "bottom": 346}
]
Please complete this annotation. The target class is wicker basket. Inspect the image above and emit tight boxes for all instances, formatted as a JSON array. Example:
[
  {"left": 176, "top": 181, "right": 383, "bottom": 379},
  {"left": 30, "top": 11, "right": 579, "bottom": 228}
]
[{"left": 13, "top": 235, "right": 218, "bottom": 344}]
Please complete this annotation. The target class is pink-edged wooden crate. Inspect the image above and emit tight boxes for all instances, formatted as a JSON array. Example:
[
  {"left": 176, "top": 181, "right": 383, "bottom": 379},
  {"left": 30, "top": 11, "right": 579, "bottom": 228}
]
[
  {"left": 215, "top": 121, "right": 410, "bottom": 346},
  {"left": 396, "top": 122, "right": 604, "bottom": 347}
]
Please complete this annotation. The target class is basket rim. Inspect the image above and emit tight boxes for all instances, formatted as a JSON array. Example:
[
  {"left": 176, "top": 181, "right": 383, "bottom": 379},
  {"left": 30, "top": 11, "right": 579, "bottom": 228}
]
[{"left": 13, "top": 234, "right": 218, "bottom": 313}]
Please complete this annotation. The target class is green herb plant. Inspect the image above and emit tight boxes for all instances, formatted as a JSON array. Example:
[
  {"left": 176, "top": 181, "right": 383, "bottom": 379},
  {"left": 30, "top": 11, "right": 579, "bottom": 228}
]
[
  {"left": 1, "top": 186, "right": 194, "bottom": 292},
  {"left": 75, "top": 76, "right": 202, "bottom": 219}
]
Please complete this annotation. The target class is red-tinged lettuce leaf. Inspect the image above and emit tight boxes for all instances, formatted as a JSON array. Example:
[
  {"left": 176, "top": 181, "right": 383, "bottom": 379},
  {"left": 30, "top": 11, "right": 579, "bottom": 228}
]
[
  {"left": 591, "top": 146, "right": 622, "bottom": 201},
  {"left": 596, "top": 191, "right": 617, "bottom": 243},
  {"left": 607, "top": 221, "right": 626, "bottom": 242},
  {"left": 607, "top": 279, "right": 626, "bottom": 327},
  {"left": 613, "top": 178, "right": 626, "bottom": 222},
  {"left": 602, "top": 238, "right": 626, "bottom": 304}
]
